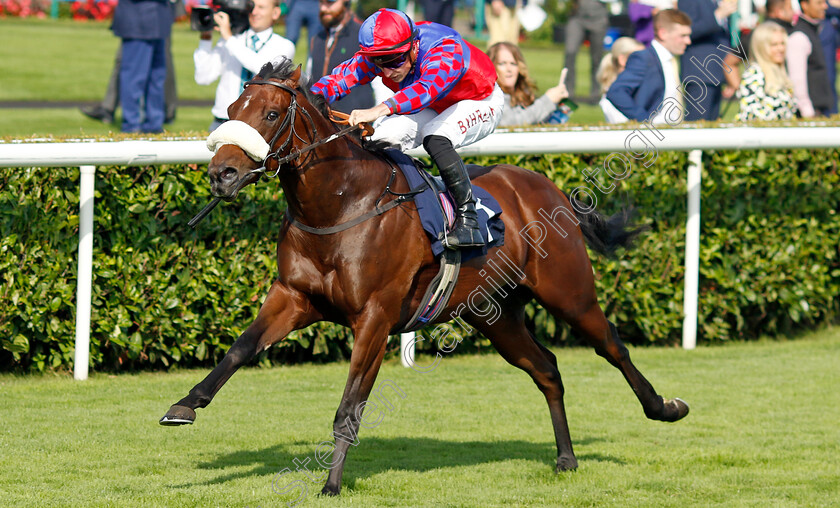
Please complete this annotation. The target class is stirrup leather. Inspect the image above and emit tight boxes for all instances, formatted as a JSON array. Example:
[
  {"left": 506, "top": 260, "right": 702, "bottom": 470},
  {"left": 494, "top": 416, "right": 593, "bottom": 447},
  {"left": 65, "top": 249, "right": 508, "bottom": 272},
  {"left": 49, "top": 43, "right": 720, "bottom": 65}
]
[{"left": 437, "top": 159, "right": 484, "bottom": 249}]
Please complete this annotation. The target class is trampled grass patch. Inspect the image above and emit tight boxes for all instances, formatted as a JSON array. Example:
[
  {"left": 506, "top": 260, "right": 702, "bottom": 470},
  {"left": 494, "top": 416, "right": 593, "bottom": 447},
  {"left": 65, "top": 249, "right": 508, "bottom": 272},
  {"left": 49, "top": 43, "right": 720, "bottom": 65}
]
[{"left": 1, "top": 327, "right": 838, "bottom": 507}]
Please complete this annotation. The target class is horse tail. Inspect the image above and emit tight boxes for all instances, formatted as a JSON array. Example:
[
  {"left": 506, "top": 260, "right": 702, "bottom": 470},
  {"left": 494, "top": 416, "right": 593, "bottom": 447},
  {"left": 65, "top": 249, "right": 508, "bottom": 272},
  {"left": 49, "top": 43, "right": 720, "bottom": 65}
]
[{"left": 564, "top": 192, "right": 649, "bottom": 258}]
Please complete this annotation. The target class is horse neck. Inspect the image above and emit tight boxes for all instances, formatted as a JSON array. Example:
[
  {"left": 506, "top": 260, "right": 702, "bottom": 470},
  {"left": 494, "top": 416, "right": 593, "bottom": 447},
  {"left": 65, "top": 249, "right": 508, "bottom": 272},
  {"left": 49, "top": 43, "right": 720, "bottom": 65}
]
[{"left": 279, "top": 109, "right": 391, "bottom": 228}]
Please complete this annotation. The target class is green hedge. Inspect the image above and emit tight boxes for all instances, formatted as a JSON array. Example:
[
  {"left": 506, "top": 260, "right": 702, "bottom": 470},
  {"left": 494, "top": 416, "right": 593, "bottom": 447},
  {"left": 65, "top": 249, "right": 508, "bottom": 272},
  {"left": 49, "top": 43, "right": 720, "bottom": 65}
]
[
  {"left": 2, "top": 148, "right": 839, "bottom": 373},
  {"left": 484, "top": 149, "right": 840, "bottom": 347}
]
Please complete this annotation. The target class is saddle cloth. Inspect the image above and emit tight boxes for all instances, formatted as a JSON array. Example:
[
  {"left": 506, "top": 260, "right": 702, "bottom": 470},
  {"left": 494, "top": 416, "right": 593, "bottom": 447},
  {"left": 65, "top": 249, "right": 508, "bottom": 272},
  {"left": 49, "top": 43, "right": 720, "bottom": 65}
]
[{"left": 383, "top": 148, "right": 505, "bottom": 261}]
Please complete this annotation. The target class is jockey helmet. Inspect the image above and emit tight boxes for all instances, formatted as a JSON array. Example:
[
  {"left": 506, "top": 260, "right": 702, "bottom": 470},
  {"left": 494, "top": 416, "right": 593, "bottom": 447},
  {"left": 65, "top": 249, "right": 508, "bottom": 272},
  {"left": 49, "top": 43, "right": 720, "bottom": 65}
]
[{"left": 358, "top": 8, "right": 418, "bottom": 57}]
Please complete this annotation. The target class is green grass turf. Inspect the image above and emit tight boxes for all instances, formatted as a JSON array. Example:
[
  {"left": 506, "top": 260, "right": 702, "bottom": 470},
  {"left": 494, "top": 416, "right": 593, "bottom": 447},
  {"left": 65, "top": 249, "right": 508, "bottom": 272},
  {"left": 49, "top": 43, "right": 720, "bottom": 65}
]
[
  {"left": 1, "top": 327, "right": 838, "bottom": 507},
  {"left": 0, "top": 17, "right": 618, "bottom": 138}
]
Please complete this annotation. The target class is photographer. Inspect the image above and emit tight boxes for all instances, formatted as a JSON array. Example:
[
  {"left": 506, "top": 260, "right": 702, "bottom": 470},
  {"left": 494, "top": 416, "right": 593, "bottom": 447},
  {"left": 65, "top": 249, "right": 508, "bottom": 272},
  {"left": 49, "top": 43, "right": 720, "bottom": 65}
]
[{"left": 194, "top": 0, "right": 295, "bottom": 131}]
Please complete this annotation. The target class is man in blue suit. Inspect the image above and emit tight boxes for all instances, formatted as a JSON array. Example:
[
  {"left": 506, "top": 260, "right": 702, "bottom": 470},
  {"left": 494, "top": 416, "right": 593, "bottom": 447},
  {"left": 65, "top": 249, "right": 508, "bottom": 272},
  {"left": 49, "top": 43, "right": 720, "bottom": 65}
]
[
  {"left": 677, "top": 0, "right": 736, "bottom": 121},
  {"left": 111, "top": 0, "right": 174, "bottom": 133},
  {"left": 606, "top": 9, "right": 693, "bottom": 124}
]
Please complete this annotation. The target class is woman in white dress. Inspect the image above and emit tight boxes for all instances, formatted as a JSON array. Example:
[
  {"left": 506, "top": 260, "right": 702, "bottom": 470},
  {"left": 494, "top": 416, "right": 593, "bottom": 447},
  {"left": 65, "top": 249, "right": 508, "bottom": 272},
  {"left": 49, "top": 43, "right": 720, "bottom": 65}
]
[{"left": 736, "top": 22, "right": 798, "bottom": 121}]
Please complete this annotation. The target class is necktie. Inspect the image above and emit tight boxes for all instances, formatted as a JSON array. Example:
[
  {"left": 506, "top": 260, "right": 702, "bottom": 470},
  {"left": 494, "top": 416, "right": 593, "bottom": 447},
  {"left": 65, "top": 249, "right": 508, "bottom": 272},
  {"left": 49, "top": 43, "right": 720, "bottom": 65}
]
[
  {"left": 671, "top": 56, "right": 685, "bottom": 121},
  {"left": 670, "top": 57, "right": 680, "bottom": 87},
  {"left": 241, "top": 34, "right": 261, "bottom": 90}
]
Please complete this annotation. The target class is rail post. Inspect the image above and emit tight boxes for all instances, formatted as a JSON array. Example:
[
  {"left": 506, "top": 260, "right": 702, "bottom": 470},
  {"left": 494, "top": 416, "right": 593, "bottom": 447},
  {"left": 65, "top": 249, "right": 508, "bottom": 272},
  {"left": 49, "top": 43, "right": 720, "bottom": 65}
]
[
  {"left": 400, "top": 332, "right": 415, "bottom": 367},
  {"left": 682, "top": 150, "right": 702, "bottom": 350},
  {"left": 74, "top": 165, "right": 96, "bottom": 380}
]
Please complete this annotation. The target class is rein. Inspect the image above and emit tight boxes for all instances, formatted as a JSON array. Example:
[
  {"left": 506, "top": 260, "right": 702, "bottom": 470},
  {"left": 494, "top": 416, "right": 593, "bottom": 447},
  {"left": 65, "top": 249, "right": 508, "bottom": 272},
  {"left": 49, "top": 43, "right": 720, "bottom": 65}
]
[
  {"left": 285, "top": 156, "right": 426, "bottom": 235},
  {"left": 187, "top": 80, "right": 419, "bottom": 231},
  {"left": 188, "top": 80, "right": 368, "bottom": 228},
  {"left": 246, "top": 80, "right": 375, "bottom": 178},
  {"left": 246, "top": 79, "right": 321, "bottom": 177}
]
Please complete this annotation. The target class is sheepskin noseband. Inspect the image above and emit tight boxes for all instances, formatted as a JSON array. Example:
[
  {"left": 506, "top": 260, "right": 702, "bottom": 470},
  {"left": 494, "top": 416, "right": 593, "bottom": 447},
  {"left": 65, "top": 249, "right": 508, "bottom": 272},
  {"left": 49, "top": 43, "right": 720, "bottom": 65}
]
[{"left": 206, "top": 120, "right": 270, "bottom": 162}]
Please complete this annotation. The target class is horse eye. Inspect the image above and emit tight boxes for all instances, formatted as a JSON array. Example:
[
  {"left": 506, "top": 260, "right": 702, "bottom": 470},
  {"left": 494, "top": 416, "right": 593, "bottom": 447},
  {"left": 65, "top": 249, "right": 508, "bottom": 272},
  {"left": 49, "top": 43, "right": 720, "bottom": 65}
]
[{"left": 266, "top": 111, "right": 279, "bottom": 121}]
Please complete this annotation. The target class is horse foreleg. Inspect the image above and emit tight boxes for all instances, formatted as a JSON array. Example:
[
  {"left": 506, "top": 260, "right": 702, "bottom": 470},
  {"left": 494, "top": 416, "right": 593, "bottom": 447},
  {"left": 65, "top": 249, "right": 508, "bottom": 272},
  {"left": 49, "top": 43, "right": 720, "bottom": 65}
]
[
  {"left": 320, "top": 314, "right": 391, "bottom": 496},
  {"left": 160, "top": 280, "right": 315, "bottom": 425}
]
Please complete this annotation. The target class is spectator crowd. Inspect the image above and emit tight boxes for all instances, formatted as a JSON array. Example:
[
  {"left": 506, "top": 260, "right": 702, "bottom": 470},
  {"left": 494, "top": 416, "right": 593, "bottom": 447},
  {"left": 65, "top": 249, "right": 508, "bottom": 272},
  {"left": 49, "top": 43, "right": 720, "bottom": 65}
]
[{"left": 79, "top": 0, "right": 839, "bottom": 133}]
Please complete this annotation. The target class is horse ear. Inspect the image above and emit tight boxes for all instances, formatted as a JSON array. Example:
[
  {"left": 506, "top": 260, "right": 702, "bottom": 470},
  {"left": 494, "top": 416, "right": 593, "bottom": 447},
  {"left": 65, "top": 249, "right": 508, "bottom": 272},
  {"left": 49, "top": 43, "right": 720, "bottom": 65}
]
[{"left": 290, "top": 65, "right": 302, "bottom": 84}]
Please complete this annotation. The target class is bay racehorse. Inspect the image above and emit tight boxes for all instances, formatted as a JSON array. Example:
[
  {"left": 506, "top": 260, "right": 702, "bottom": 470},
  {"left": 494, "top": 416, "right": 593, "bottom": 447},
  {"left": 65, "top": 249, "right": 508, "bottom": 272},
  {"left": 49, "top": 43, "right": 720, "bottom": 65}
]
[{"left": 160, "top": 59, "right": 689, "bottom": 495}]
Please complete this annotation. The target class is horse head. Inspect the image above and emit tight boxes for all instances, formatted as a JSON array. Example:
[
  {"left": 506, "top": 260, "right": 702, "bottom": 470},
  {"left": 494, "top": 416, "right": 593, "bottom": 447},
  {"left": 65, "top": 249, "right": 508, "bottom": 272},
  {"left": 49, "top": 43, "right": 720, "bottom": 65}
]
[{"left": 205, "top": 58, "right": 330, "bottom": 201}]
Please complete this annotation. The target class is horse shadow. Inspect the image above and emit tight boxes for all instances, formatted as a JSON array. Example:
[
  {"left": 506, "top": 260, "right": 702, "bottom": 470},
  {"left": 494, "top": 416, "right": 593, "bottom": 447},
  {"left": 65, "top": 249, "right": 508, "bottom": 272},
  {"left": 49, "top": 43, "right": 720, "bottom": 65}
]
[{"left": 172, "top": 435, "right": 623, "bottom": 489}]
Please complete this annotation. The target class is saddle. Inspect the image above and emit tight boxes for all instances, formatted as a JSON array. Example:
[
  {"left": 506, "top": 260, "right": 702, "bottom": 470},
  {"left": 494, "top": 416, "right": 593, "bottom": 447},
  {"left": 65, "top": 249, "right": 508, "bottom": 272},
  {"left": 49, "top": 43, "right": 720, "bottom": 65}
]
[
  {"left": 297, "top": 109, "right": 505, "bottom": 331},
  {"left": 382, "top": 149, "right": 505, "bottom": 332},
  {"left": 383, "top": 149, "right": 504, "bottom": 259}
]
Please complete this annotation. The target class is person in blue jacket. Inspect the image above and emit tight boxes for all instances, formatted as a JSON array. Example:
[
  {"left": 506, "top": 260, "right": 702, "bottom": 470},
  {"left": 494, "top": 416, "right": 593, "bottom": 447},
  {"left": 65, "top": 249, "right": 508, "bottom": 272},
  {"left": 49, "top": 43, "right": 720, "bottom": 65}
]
[
  {"left": 285, "top": 0, "right": 320, "bottom": 45},
  {"left": 606, "top": 9, "right": 692, "bottom": 123},
  {"left": 111, "top": 0, "right": 174, "bottom": 133},
  {"left": 677, "top": 0, "right": 736, "bottom": 121},
  {"left": 819, "top": 2, "right": 840, "bottom": 114}
]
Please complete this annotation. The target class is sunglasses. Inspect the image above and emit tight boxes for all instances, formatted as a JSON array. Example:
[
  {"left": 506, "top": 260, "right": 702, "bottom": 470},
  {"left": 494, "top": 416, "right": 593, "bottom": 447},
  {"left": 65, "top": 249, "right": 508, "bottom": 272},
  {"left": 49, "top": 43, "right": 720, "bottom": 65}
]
[{"left": 372, "top": 51, "right": 410, "bottom": 70}]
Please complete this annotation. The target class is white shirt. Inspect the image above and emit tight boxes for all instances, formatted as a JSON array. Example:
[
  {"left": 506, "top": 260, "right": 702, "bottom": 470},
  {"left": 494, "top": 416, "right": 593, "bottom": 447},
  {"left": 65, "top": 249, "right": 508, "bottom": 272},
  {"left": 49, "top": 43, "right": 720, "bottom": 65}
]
[
  {"left": 650, "top": 39, "right": 680, "bottom": 125},
  {"left": 194, "top": 27, "right": 295, "bottom": 120},
  {"left": 599, "top": 94, "right": 629, "bottom": 123},
  {"left": 786, "top": 29, "right": 815, "bottom": 117}
]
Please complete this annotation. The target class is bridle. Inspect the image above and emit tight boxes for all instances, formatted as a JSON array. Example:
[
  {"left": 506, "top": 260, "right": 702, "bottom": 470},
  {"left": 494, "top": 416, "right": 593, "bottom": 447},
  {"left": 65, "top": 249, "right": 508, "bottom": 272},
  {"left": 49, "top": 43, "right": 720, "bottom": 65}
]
[
  {"left": 245, "top": 79, "right": 374, "bottom": 178},
  {"left": 246, "top": 79, "right": 318, "bottom": 176},
  {"left": 188, "top": 79, "right": 420, "bottom": 230},
  {"left": 245, "top": 80, "right": 425, "bottom": 235},
  {"left": 189, "top": 79, "right": 364, "bottom": 227}
]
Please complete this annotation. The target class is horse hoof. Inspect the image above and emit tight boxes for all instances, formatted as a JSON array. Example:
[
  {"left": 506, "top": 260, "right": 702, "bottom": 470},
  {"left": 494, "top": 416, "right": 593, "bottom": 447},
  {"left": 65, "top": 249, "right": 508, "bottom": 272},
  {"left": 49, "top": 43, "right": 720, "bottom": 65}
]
[
  {"left": 159, "top": 405, "right": 196, "bottom": 426},
  {"left": 663, "top": 397, "right": 690, "bottom": 422},
  {"left": 556, "top": 456, "right": 578, "bottom": 472},
  {"left": 320, "top": 485, "right": 340, "bottom": 497}
]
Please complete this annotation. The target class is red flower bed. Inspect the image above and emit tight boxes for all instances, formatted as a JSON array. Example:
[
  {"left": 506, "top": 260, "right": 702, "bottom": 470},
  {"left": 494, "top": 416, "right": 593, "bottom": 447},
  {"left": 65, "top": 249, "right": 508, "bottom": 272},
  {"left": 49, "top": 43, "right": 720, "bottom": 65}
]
[
  {"left": 0, "top": 0, "right": 49, "bottom": 17},
  {"left": 0, "top": 0, "right": 117, "bottom": 19},
  {"left": 70, "top": 0, "right": 117, "bottom": 20}
]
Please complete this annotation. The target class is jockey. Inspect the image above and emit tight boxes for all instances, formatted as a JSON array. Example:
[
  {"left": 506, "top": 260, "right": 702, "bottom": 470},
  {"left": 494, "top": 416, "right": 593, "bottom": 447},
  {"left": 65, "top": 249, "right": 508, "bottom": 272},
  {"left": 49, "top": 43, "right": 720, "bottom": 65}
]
[{"left": 311, "top": 8, "right": 503, "bottom": 249}]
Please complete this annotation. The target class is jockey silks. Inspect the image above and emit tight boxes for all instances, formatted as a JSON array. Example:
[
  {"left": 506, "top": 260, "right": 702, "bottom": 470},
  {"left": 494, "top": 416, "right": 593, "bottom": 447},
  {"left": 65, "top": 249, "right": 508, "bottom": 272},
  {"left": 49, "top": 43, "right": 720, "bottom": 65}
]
[{"left": 311, "top": 20, "right": 497, "bottom": 115}]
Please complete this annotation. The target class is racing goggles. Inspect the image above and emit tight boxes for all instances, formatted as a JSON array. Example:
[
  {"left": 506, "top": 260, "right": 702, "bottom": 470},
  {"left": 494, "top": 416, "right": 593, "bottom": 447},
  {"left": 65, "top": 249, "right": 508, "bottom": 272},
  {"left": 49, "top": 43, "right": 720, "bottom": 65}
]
[{"left": 371, "top": 50, "right": 411, "bottom": 70}]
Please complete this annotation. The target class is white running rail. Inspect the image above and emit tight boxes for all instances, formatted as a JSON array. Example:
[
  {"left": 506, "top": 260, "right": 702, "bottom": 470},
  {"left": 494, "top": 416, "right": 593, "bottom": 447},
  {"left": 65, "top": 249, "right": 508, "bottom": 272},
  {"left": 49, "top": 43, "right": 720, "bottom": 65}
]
[{"left": 2, "top": 126, "right": 838, "bottom": 378}]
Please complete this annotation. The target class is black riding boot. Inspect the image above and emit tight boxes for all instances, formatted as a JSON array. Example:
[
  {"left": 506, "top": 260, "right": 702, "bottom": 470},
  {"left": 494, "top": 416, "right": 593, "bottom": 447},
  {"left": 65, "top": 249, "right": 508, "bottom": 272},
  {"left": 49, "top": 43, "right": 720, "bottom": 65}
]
[
  {"left": 423, "top": 134, "right": 484, "bottom": 249},
  {"left": 438, "top": 158, "right": 484, "bottom": 248}
]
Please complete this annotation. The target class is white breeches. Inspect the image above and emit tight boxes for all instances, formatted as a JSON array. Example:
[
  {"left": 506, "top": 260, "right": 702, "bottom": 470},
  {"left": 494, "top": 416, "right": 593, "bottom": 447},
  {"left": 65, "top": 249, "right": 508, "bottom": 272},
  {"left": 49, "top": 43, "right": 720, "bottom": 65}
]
[{"left": 370, "top": 84, "right": 505, "bottom": 151}]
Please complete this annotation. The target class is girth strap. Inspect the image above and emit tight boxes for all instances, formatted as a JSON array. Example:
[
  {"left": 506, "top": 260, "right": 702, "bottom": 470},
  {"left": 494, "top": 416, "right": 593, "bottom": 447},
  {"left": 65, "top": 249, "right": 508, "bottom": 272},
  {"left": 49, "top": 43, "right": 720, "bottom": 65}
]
[{"left": 398, "top": 248, "right": 461, "bottom": 333}]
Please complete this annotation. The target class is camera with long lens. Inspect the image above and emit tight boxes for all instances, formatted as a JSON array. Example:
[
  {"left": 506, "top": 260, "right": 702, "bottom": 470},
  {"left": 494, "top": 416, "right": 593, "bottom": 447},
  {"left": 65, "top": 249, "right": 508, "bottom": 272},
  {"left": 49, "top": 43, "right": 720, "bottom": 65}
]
[{"left": 190, "top": 0, "right": 254, "bottom": 35}]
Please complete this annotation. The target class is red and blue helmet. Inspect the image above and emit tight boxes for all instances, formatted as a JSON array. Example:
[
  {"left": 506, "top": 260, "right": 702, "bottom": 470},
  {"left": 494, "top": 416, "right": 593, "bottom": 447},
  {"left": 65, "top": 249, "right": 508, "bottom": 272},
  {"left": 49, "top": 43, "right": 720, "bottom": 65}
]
[{"left": 358, "top": 8, "right": 418, "bottom": 57}]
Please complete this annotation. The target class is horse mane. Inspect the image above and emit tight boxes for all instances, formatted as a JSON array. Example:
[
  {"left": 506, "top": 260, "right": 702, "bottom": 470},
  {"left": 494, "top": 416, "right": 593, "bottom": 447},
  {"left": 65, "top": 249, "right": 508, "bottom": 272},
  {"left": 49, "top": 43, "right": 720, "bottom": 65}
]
[{"left": 255, "top": 58, "right": 397, "bottom": 153}]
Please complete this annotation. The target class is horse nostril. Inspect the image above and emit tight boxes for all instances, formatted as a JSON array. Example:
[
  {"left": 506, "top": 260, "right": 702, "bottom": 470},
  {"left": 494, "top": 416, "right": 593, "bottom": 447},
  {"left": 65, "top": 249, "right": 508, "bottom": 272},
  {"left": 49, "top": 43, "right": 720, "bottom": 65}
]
[{"left": 221, "top": 168, "right": 238, "bottom": 182}]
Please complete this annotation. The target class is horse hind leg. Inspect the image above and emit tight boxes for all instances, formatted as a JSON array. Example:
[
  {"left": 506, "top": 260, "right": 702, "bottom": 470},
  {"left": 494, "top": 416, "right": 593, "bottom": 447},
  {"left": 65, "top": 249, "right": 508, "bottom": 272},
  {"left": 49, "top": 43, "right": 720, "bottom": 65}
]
[
  {"left": 606, "top": 321, "right": 689, "bottom": 421},
  {"left": 545, "top": 295, "right": 689, "bottom": 423},
  {"left": 469, "top": 309, "right": 578, "bottom": 472}
]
